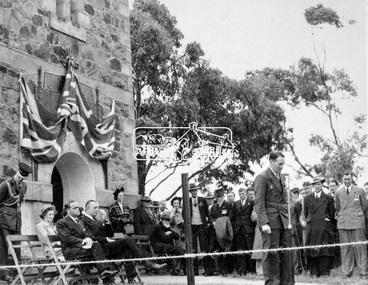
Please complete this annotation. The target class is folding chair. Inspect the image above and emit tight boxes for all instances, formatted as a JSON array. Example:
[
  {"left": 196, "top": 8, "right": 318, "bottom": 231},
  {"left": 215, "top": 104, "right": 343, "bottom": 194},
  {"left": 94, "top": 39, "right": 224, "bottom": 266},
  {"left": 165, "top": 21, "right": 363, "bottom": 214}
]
[{"left": 7, "top": 235, "right": 59, "bottom": 285}]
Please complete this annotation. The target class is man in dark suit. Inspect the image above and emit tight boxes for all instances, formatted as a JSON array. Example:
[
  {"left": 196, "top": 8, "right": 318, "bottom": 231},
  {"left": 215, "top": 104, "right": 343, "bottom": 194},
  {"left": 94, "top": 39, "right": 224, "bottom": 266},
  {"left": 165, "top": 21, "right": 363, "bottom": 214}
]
[
  {"left": 233, "top": 187, "right": 256, "bottom": 276},
  {"left": 183, "top": 183, "right": 216, "bottom": 276},
  {"left": 82, "top": 200, "right": 166, "bottom": 283},
  {"left": 303, "top": 177, "right": 335, "bottom": 277},
  {"left": 0, "top": 163, "right": 32, "bottom": 282},
  {"left": 254, "top": 151, "right": 295, "bottom": 285},
  {"left": 56, "top": 200, "right": 118, "bottom": 281},
  {"left": 209, "top": 188, "right": 234, "bottom": 276},
  {"left": 133, "top": 196, "right": 157, "bottom": 235}
]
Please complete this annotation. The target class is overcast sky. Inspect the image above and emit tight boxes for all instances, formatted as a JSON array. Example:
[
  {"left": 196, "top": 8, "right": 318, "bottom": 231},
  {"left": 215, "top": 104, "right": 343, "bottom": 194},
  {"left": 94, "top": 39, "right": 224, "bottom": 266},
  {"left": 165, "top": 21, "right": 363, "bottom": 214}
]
[{"left": 130, "top": 0, "right": 367, "bottom": 197}]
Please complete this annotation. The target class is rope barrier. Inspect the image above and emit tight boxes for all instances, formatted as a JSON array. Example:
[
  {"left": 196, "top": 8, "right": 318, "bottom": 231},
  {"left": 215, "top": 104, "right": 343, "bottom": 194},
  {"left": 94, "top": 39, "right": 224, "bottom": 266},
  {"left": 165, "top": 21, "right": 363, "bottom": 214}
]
[{"left": 1, "top": 239, "right": 367, "bottom": 270}]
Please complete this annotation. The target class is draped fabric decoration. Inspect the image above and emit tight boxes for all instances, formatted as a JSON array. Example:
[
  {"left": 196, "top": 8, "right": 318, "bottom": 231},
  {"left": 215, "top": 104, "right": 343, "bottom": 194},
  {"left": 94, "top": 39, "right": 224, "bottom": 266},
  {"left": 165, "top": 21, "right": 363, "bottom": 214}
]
[
  {"left": 20, "top": 60, "right": 117, "bottom": 162},
  {"left": 57, "top": 60, "right": 117, "bottom": 160},
  {"left": 20, "top": 77, "right": 67, "bottom": 163}
]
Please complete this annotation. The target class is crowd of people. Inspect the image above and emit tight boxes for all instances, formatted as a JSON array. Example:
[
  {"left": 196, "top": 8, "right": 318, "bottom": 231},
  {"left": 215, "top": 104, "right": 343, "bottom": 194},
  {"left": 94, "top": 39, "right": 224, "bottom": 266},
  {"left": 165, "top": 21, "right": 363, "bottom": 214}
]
[{"left": 1, "top": 157, "right": 368, "bottom": 284}]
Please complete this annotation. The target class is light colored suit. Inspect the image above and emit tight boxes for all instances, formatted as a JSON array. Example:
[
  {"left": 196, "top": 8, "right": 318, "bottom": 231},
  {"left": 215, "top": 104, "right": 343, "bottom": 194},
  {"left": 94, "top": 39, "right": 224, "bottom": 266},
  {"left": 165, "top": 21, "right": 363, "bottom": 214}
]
[{"left": 335, "top": 184, "right": 367, "bottom": 276}]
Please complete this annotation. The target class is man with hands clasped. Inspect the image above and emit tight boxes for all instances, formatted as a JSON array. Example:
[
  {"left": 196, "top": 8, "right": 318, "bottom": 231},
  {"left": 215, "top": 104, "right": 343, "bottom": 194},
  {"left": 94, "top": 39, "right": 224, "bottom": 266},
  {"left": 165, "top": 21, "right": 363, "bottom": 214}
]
[{"left": 254, "top": 151, "right": 295, "bottom": 285}]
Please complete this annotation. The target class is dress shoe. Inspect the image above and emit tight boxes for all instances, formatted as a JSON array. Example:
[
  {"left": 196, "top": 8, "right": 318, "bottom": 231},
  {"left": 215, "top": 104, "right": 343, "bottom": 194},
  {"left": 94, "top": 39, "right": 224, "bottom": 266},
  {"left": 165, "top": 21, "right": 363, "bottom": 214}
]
[
  {"left": 170, "top": 270, "right": 184, "bottom": 276},
  {"left": 145, "top": 261, "right": 167, "bottom": 270},
  {"left": 222, "top": 273, "right": 228, "bottom": 277},
  {"left": 100, "top": 269, "right": 119, "bottom": 277},
  {"left": 203, "top": 271, "right": 220, "bottom": 276}
]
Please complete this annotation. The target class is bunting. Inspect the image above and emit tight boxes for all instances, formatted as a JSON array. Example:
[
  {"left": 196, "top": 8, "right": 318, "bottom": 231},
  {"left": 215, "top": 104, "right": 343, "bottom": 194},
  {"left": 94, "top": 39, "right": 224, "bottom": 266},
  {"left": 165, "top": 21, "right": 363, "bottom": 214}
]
[
  {"left": 57, "top": 60, "right": 117, "bottom": 160},
  {"left": 20, "top": 77, "right": 67, "bottom": 163},
  {"left": 20, "top": 60, "right": 117, "bottom": 162}
]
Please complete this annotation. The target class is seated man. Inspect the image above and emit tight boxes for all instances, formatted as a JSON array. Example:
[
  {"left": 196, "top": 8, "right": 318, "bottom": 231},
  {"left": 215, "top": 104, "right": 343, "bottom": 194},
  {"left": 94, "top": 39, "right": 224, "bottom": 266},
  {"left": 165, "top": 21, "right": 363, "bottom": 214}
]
[
  {"left": 82, "top": 200, "right": 166, "bottom": 283},
  {"left": 56, "top": 200, "right": 118, "bottom": 282},
  {"left": 150, "top": 212, "right": 186, "bottom": 276}
]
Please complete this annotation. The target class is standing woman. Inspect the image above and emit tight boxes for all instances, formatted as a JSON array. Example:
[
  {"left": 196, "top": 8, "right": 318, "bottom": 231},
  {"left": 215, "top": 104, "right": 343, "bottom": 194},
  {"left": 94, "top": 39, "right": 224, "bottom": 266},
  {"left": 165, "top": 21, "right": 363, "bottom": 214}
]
[
  {"left": 109, "top": 187, "right": 134, "bottom": 233},
  {"left": 168, "top": 197, "right": 185, "bottom": 249},
  {"left": 35, "top": 205, "right": 63, "bottom": 259}
]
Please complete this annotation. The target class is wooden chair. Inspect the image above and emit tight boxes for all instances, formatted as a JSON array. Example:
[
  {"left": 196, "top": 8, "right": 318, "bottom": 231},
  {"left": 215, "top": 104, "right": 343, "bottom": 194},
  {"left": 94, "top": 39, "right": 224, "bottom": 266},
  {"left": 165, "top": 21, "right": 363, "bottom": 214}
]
[{"left": 6, "top": 235, "right": 59, "bottom": 285}]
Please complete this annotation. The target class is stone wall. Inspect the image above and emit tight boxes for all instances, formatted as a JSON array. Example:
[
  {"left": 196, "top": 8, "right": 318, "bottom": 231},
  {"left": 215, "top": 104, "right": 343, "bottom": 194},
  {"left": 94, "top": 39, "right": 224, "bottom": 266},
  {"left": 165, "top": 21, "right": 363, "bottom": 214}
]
[{"left": 0, "top": 0, "right": 139, "bottom": 228}]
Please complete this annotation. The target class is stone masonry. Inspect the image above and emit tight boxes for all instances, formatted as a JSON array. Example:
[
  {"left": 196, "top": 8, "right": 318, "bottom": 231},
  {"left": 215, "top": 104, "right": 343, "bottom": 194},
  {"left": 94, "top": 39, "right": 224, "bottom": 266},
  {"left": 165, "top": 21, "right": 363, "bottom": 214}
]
[{"left": 0, "top": 0, "right": 138, "bottom": 233}]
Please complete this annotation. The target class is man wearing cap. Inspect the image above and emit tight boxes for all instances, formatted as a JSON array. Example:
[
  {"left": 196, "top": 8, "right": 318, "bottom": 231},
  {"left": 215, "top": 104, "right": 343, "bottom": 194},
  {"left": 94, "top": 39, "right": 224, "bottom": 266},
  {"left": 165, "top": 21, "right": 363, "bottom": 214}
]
[
  {"left": 134, "top": 196, "right": 157, "bottom": 235},
  {"left": 335, "top": 171, "right": 367, "bottom": 278},
  {"left": 254, "top": 151, "right": 295, "bottom": 285},
  {"left": 303, "top": 177, "right": 335, "bottom": 277},
  {"left": 151, "top": 213, "right": 186, "bottom": 276},
  {"left": 183, "top": 183, "right": 216, "bottom": 276},
  {"left": 0, "top": 162, "right": 31, "bottom": 281}
]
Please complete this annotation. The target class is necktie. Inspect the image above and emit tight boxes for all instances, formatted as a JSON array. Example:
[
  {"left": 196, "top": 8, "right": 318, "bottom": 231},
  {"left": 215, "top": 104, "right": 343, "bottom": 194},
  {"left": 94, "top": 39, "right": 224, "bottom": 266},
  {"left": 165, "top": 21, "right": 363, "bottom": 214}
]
[
  {"left": 315, "top": 193, "right": 319, "bottom": 199},
  {"left": 193, "top": 199, "right": 197, "bottom": 207},
  {"left": 242, "top": 200, "right": 245, "bottom": 206},
  {"left": 347, "top": 187, "right": 350, "bottom": 195}
]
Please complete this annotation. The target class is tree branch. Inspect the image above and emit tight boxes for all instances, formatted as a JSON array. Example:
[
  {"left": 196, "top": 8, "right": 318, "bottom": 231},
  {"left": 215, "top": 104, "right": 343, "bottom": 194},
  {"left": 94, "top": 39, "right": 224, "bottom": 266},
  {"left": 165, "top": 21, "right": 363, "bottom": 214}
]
[
  {"left": 148, "top": 162, "right": 180, "bottom": 196},
  {"left": 286, "top": 139, "right": 313, "bottom": 178}
]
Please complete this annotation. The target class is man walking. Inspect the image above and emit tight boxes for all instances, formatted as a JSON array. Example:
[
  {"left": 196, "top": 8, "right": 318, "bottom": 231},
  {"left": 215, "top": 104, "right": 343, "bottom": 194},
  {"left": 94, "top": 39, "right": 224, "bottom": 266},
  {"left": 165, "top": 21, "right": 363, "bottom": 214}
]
[
  {"left": 335, "top": 171, "right": 367, "bottom": 278},
  {"left": 0, "top": 163, "right": 32, "bottom": 282},
  {"left": 254, "top": 151, "right": 295, "bottom": 285}
]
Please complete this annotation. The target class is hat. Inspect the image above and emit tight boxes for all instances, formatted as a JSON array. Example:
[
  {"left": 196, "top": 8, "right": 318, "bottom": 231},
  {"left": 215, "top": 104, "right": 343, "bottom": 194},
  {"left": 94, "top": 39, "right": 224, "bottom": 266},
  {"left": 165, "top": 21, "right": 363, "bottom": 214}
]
[
  {"left": 40, "top": 204, "right": 55, "bottom": 215},
  {"left": 19, "top": 162, "right": 32, "bottom": 178},
  {"left": 205, "top": 192, "right": 214, "bottom": 199},
  {"left": 311, "top": 176, "right": 325, "bottom": 185},
  {"left": 171, "top": 197, "right": 182, "bottom": 206},
  {"left": 151, "top": 201, "right": 160, "bottom": 208},
  {"left": 160, "top": 212, "right": 172, "bottom": 221},
  {"left": 291, "top": 187, "right": 300, "bottom": 194},
  {"left": 189, "top": 183, "right": 201, "bottom": 191},
  {"left": 215, "top": 189, "right": 224, "bottom": 197},
  {"left": 140, "top": 196, "right": 152, "bottom": 203}
]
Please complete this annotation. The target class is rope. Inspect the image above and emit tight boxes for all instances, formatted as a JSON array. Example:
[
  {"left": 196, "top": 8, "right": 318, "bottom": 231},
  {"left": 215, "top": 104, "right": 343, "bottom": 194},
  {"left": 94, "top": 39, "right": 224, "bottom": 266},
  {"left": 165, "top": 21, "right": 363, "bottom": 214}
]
[{"left": 1, "top": 239, "right": 366, "bottom": 270}]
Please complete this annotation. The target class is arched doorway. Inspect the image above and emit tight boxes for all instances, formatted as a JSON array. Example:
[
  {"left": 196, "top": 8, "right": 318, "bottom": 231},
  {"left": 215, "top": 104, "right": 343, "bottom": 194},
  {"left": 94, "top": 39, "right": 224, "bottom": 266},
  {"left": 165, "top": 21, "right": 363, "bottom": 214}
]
[{"left": 51, "top": 152, "right": 95, "bottom": 219}]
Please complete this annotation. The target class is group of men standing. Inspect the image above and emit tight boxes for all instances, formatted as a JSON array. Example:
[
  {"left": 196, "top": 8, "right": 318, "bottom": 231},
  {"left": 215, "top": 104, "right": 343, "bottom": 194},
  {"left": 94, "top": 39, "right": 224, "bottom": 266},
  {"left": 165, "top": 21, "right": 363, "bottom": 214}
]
[
  {"left": 254, "top": 151, "right": 368, "bottom": 285},
  {"left": 185, "top": 183, "right": 257, "bottom": 277}
]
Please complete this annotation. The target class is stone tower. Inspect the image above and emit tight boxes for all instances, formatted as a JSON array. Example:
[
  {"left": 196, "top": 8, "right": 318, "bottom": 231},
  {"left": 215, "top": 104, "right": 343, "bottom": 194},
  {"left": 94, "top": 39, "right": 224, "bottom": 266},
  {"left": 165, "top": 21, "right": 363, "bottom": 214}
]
[{"left": 0, "top": 0, "right": 138, "bottom": 234}]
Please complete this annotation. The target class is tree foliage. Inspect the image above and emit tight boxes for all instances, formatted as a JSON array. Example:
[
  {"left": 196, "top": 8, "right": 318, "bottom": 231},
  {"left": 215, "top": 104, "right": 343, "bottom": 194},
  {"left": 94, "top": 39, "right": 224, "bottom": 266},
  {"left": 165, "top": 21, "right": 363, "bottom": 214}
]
[{"left": 304, "top": 4, "right": 342, "bottom": 28}]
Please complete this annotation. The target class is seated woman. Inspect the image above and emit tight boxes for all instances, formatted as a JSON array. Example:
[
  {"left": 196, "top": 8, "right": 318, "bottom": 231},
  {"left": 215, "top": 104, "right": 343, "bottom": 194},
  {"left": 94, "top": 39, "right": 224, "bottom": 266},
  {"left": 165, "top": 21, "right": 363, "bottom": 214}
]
[
  {"left": 109, "top": 187, "right": 134, "bottom": 233},
  {"left": 35, "top": 205, "right": 64, "bottom": 260}
]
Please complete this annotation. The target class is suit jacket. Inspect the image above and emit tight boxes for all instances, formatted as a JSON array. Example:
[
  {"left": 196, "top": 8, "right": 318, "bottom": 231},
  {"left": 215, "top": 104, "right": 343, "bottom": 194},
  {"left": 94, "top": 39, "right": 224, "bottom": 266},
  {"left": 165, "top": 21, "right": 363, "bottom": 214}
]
[
  {"left": 335, "top": 184, "right": 367, "bottom": 230},
  {"left": 81, "top": 215, "right": 114, "bottom": 244},
  {"left": 56, "top": 215, "right": 90, "bottom": 260},
  {"left": 183, "top": 196, "right": 209, "bottom": 227},
  {"left": 254, "top": 168, "right": 289, "bottom": 230},
  {"left": 233, "top": 198, "right": 256, "bottom": 235},
  {"left": 209, "top": 201, "right": 234, "bottom": 223},
  {"left": 133, "top": 205, "right": 157, "bottom": 235}
]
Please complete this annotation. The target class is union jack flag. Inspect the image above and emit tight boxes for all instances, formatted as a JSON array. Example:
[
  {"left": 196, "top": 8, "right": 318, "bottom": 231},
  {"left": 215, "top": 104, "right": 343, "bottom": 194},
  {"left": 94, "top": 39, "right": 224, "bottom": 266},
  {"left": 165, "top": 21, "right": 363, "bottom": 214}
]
[{"left": 20, "top": 60, "right": 117, "bottom": 162}]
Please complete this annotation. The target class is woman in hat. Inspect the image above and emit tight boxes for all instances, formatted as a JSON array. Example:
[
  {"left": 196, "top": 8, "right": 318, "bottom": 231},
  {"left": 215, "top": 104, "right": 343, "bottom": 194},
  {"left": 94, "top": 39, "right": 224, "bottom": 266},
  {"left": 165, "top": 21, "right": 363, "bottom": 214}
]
[
  {"left": 133, "top": 196, "right": 157, "bottom": 235},
  {"left": 35, "top": 205, "right": 63, "bottom": 259},
  {"left": 109, "top": 187, "right": 134, "bottom": 233},
  {"left": 168, "top": 197, "right": 185, "bottom": 249}
]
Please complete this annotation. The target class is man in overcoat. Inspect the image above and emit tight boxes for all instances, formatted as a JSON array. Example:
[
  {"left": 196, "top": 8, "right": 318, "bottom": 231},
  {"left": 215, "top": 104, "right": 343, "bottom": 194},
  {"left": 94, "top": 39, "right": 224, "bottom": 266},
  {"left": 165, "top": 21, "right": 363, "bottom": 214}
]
[
  {"left": 233, "top": 187, "right": 256, "bottom": 276},
  {"left": 335, "top": 171, "right": 367, "bottom": 278},
  {"left": 133, "top": 196, "right": 157, "bottom": 235},
  {"left": 303, "top": 176, "right": 335, "bottom": 277},
  {"left": 0, "top": 163, "right": 31, "bottom": 282},
  {"left": 254, "top": 151, "right": 294, "bottom": 285}
]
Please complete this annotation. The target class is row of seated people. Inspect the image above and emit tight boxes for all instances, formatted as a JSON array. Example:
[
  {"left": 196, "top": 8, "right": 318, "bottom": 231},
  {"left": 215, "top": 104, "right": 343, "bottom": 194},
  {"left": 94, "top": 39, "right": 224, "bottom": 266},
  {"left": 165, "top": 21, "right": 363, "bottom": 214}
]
[{"left": 35, "top": 200, "right": 167, "bottom": 285}]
